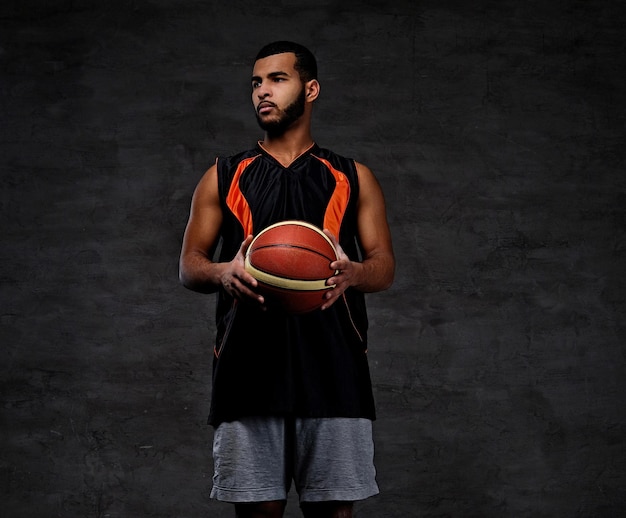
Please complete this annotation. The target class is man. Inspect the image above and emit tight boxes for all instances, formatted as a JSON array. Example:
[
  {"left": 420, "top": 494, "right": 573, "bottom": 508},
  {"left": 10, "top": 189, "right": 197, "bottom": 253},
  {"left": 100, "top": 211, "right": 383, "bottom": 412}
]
[{"left": 179, "top": 41, "right": 395, "bottom": 518}]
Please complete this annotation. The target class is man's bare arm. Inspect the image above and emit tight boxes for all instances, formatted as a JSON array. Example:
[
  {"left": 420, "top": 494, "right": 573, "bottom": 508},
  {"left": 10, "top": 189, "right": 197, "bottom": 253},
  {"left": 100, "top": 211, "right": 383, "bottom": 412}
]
[
  {"left": 178, "top": 164, "right": 263, "bottom": 303},
  {"left": 322, "top": 162, "right": 395, "bottom": 309}
]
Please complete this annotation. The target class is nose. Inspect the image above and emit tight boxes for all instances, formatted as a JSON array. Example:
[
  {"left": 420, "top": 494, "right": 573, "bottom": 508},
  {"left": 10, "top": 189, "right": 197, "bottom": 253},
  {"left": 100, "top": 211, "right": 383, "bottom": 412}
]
[{"left": 255, "top": 82, "right": 271, "bottom": 99}]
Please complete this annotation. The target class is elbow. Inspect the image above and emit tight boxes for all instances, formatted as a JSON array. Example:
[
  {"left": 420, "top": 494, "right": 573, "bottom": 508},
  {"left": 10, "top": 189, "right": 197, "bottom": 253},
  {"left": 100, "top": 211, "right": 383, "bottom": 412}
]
[
  {"left": 179, "top": 269, "right": 206, "bottom": 293},
  {"left": 379, "top": 255, "right": 396, "bottom": 291},
  {"left": 178, "top": 264, "right": 192, "bottom": 289},
  {"left": 381, "top": 264, "right": 395, "bottom": 291},
  {"left": 178, "top": 258, "right": 198, "bottom": 291},
  {"left": 381, "top": 253, "right": 396, "bottom": 291}
]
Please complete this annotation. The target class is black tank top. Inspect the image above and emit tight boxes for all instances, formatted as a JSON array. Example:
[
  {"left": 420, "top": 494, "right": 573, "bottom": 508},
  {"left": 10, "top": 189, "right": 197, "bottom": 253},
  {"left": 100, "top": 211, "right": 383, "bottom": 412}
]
[{"left": 208, "top": 143, "right": 375, "bottom": 426}]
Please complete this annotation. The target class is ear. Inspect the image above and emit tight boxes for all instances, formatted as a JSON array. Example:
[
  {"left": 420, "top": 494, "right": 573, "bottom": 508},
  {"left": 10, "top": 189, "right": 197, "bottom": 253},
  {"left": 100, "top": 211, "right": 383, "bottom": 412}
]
[{"left": 305, "top": 79, "right": 320, "bottom": 102}]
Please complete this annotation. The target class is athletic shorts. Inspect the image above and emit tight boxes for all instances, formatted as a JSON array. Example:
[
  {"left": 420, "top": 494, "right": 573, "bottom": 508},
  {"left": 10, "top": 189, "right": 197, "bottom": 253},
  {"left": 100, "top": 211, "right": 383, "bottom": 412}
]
[{"left": 210, "top": 416, "right": 379, "bottom": 503}]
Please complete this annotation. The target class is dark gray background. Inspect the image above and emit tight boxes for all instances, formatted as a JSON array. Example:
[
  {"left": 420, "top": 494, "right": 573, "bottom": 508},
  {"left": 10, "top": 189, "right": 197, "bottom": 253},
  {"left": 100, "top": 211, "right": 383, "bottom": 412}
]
[{"left": 1, "top": 0, "right": 624, "bottom": 516}]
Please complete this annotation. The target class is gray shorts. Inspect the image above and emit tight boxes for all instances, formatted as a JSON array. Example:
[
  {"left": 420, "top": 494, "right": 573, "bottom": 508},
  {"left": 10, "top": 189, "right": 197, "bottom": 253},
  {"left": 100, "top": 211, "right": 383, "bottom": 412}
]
[{"left": 210, "top": 416, "right": 379, "bottom": 503}]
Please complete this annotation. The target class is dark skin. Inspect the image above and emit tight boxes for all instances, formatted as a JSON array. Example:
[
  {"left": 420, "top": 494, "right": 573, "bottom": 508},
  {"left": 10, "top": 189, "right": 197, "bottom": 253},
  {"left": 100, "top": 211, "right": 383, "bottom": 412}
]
[
  {"left": 179, "top": 53, "right": 395, "bottom": 304},
  {"left": 179, "top": 52, "right": 395, "bottom": 518}
]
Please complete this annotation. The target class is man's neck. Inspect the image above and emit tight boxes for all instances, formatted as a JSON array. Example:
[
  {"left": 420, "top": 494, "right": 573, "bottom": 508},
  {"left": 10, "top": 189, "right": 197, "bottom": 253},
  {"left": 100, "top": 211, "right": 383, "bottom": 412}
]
[{"left": 260, "top": 129, "right": 315, "bottom": 168}]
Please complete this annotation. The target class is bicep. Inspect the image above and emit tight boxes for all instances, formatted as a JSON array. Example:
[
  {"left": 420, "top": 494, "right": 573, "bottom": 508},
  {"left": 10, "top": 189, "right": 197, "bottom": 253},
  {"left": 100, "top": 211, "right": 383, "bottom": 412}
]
[
  {"left": 355, "top": 162, "right": 394, "bottom": 260},
  {"left": 180, "top": 164, "right": 223, "bottom": 260}
]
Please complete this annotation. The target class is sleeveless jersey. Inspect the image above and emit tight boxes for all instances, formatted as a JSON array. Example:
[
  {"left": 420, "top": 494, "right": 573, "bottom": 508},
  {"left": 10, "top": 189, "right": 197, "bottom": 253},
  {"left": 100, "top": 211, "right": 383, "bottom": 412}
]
[{"left": 208, "top": 142, "right": 375, "bottom": 426}]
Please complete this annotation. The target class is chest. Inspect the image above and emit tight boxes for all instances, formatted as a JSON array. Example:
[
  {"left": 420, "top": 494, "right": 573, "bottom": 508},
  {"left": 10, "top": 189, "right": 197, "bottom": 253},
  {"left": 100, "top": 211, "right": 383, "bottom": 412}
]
[{"left": 239, "top": 157, "right": 339, "bottom": 227}]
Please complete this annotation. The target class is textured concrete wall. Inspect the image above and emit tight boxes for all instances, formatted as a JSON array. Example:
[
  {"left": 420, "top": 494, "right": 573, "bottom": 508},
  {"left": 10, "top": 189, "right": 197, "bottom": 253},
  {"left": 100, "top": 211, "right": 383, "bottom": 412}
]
[{"left": 1, "top": 1, "right": 624, "bottom": 516}]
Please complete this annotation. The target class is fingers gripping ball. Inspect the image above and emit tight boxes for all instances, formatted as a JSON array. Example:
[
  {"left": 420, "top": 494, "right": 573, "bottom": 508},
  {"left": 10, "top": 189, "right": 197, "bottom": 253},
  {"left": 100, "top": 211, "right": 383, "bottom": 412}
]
[{"left": 244, "top": 220, "right": 339, "bottom": 314}]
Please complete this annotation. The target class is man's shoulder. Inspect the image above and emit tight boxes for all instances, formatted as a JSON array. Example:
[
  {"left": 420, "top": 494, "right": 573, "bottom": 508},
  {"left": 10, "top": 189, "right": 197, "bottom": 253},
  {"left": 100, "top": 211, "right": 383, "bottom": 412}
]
[
  {"left": 313, "top": 145, "right": 352, "bottom": 161},
  {"left": 215, "top": 147, "right": 263, "bottom": 175},
  {"left": 218, "top": 147, "right": 261, "bottom": 163},
  {"left": 312, "top": 145, "right": 357, "bottom": 172}
]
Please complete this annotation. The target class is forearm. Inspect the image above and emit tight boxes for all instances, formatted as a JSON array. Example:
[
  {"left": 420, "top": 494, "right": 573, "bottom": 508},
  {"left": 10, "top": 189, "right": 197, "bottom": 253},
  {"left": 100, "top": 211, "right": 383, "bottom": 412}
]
[
  {"left": 179, "top": 251, "right": 226, "bottom": 294},
  {"left": 351, "top": 252, "right": 395, "bottom": 293}
]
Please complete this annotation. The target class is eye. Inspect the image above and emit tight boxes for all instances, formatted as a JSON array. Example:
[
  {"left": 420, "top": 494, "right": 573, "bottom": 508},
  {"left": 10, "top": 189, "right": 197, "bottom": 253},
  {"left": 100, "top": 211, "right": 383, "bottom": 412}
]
[{"left": 252, "top": 80, "right": 261, "bottom": 89}]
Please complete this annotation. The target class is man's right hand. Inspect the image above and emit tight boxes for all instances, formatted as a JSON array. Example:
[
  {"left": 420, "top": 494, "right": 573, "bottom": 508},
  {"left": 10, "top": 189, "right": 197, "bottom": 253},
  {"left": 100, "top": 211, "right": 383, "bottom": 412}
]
[{"left": 219, "top": 235, "right": 265, "bottom": 306}]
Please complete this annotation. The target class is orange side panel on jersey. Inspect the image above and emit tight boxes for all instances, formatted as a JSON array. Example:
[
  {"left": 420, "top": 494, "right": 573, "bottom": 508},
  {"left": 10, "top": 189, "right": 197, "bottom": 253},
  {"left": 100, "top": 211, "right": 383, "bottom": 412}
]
[
  {"left": 225, "top": 155, "right": 260, "bottom": 236},
  {"left": 312, "top": 155, "right": 351, "bottom": 238}
]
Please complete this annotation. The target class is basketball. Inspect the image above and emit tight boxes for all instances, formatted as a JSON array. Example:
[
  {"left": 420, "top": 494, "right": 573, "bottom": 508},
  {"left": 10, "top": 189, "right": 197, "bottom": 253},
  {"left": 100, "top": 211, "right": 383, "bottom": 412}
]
[{"left": 244, "top": 220, "right": 339, "bottom": 314}]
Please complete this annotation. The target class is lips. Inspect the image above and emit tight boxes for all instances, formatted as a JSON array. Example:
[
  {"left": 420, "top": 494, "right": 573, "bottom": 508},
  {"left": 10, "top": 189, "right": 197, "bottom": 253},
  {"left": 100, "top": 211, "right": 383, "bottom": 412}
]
[{"left": 257, "top": 102, "right": 276, "bottom": 114}]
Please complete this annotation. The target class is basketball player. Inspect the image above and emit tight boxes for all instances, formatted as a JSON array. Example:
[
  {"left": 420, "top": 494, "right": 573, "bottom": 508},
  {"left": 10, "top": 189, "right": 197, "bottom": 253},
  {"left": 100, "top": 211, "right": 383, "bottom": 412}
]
[{"left": 179, "top": 41, "right": 395, "bottom": 518}]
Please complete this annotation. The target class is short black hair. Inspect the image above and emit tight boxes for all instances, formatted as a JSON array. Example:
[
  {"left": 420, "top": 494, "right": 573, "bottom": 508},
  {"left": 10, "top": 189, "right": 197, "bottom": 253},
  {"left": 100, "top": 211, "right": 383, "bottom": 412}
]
[{"left": 255, "top": 41, "right": 317, "bottom": 82}]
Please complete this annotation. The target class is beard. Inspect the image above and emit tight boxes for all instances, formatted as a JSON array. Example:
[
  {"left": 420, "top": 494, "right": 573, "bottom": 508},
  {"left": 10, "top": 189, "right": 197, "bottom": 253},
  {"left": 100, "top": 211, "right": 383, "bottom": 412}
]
[{"left": 255, "top": 87, "right": 306, "bottom": 136}]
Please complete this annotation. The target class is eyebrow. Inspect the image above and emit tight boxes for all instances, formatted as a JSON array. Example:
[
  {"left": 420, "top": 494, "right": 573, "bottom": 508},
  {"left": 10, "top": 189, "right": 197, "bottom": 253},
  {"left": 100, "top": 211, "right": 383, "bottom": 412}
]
[{"left": 251, "top": 71, "right": 291, "bottom": 83}]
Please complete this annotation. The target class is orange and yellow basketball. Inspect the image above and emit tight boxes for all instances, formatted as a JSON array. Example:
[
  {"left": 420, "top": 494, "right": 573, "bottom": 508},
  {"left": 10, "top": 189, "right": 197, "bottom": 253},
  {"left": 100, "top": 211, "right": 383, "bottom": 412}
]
[{"left": 244, "top": 220, "right": 339, "bottom": 314}]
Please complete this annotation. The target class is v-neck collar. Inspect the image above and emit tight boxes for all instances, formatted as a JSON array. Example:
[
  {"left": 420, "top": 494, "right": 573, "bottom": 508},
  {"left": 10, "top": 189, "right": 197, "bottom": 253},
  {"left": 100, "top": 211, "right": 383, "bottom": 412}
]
[{"left": 256, "top": 141, "right": 318, "bottom": 169}]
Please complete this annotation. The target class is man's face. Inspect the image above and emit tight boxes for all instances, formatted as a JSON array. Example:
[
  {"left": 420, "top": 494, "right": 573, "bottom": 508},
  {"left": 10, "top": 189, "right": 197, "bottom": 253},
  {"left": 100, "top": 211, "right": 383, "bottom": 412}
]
[{"left": 251, "top": 52, "right": 306, "bottom": 135}]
